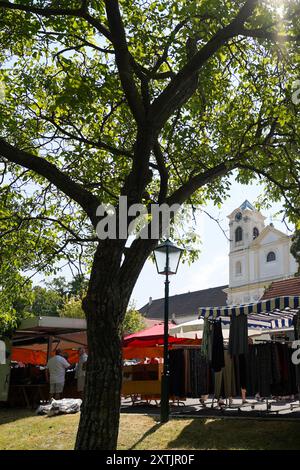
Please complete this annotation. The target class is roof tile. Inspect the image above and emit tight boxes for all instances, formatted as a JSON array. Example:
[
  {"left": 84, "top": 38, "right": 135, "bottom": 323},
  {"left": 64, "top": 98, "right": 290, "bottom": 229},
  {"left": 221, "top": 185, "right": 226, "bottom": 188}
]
[{"left": 261, "top": 277, "right": 300, "bottom": 300}]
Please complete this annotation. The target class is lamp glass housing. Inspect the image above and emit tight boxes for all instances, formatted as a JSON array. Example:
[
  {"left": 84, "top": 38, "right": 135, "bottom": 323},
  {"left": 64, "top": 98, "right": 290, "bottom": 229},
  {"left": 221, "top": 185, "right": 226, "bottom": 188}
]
[{"left": 153, "top": 240, "right": 183, "bottom": 275}]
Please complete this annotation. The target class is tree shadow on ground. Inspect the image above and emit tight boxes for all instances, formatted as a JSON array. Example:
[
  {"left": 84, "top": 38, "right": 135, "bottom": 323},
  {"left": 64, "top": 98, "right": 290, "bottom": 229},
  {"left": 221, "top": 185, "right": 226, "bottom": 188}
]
[
  {"left": 166, "top": 418, "right": 300, "bottom": 450},
  {"left": 129, "top": 418, "right": 162, "bottom": 450},
  {"left": 0, "top": 407, "right": 36, "bottom": 425}
]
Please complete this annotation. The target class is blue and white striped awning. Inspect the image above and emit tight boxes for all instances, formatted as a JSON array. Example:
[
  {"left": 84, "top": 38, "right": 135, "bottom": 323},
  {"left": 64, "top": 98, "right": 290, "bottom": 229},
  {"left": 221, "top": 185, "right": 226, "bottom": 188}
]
[{"left": 198, "top": 296, "right": 300, "bottom": 330}]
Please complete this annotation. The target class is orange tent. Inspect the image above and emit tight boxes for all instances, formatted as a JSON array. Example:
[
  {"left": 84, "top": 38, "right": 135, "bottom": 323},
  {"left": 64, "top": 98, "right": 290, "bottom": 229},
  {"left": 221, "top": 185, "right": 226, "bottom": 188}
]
[{"left": 12, "top": 347, "right": 80, "bottom": 365}]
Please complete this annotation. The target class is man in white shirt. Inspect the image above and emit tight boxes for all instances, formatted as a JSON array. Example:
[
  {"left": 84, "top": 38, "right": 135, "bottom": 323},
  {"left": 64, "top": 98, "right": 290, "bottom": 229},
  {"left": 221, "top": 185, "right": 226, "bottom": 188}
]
[
  {"left": 75, "top": 347, "right": 88, "bottom": 397},
  {"left": 46, "top": 349, "right": 70, "bottom": 400}
]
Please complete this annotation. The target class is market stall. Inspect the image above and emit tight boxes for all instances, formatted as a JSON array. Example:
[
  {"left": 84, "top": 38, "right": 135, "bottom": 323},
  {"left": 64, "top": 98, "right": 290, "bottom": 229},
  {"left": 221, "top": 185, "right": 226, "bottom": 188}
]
[
  {"left": 122, "top": 323, "right": 200, "bottom": 402},
  {"left": 0, "top": 316, "right": 87, "bottom": 408},
  {"left": 168, "top": 296, "right": 300, "bottom": 411}
]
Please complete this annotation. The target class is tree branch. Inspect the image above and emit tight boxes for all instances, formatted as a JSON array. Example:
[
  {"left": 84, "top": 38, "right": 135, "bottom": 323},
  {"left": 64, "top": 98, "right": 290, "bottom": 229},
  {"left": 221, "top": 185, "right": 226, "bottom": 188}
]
[
  {"left": 37, "top": 30, "right": 115, "bottom": 54},
  {"left": 104, "top": 0, "right": 145, "bottom": 124},
  {"left": 149, "top": 0, "right": 258, "bottom": 128},
  {"left": 153, "top": 141, "right": 169, "bottom": 203},
  {"left": 0, "top": 213, "right": 97, "bottom": 243},
  {"left": 166, "top": 162, "right": 234, "bottom": 206},
  {"left": 0, "top": 1, "right": 113, "bottom": 42},
  {"left": 40, "top": 114, "right": 133, "bottom": 158},
  {"left": 0, "top": 139, "right": 100, "bottom": 226},
  {"left": 201, "top": 209, "right": 231, "bottom": 241},
  {"left": 240, "top": 27, "right": 300, "bottom": 43},
  {"left": 0, "top": 1, "right": 83, "bottom": 17}
]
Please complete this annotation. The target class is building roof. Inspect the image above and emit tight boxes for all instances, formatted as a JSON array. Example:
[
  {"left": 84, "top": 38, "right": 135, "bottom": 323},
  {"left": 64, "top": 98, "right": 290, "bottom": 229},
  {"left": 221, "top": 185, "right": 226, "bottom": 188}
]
[
  {"left": 261, "top": 277, "right": 300, "bottom": 300},
  {"left": 240, "top": 200, "right": 255, "bottom": 211},
  {"left": 139, "top": 285, "right": 228, "bottom": 323},
  {"left": 143, "top": 318, "right": 165, "bottom": 328},
  {"left": 250, "top": 224, "right": 290, "bottom": 247}
]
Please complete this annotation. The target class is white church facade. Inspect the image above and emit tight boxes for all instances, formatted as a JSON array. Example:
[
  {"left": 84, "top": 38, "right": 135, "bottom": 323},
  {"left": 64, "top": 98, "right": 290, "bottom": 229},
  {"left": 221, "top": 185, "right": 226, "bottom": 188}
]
[{"left": 224, "top": 200, "right": 298, "bottom": 306}]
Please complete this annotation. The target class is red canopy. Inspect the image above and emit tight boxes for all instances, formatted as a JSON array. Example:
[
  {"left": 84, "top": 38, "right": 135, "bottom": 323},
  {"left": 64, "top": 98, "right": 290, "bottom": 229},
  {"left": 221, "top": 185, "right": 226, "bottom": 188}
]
[
  {"left": 123, "top": 322, "right": 173, "bottom": 344},
  {"left": 124, "top": 322, "right": 170, "bottom": 339},
  {"left": 123, "top": 322, "right": 195, "bottom": 348}
]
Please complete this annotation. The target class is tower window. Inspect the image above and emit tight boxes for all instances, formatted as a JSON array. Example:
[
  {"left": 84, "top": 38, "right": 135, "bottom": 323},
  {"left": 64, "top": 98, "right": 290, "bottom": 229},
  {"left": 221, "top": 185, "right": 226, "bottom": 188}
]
[
  {"left": 236, "top": 261, "right": 242, "bottom": 275},
  {"left": 253, "top": 227, "right": 259, "bottom": 239},
  {"left": 235, "top": 226, "right": 243, "bottom": 243},
  {"left": 267, "top": 251, "right": 276, "bottom": 262}
]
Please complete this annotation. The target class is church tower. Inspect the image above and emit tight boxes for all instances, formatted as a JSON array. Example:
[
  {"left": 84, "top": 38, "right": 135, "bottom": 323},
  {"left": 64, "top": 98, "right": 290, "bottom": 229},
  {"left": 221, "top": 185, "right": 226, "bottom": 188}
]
[
  {"left": 224, "top": 200, "right": 297, "bottom": 305},
  {"left": 229, "top": 200, "right": 266, "bottom": 253}
]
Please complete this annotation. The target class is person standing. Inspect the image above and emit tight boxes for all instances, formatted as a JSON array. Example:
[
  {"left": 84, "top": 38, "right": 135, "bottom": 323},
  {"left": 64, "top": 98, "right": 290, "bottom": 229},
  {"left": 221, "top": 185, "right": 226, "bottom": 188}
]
[
  {"left": 76, "top": 348, "right": 88, "bottom": 397},
  {"left": 46, "top": 349, "right": 70, "bottom": 400}
]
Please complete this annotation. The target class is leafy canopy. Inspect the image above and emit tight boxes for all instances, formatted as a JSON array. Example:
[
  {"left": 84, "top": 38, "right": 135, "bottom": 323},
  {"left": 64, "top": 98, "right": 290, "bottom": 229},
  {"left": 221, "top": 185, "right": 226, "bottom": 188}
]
[{"left": 0, "top": 0, "right": 299, "bottom": 309}]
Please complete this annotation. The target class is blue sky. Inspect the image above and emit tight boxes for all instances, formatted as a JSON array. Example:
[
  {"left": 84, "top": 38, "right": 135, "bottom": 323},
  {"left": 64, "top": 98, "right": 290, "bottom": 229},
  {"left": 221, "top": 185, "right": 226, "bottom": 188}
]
[{"left": 131, "top": 176, "right": 292, "bottom": 309}]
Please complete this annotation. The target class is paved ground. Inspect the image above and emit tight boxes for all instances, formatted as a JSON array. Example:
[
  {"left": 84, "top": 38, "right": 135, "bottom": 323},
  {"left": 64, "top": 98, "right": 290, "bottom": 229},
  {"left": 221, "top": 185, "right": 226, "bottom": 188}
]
[{"left": 121, "top": 396, "right": 300, "bottom": 419}]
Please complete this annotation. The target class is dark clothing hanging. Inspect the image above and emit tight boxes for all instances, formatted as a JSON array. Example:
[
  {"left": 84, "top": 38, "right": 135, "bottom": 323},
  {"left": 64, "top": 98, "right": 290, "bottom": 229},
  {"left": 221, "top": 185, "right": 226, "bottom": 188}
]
[
  {"left": 211, "top": 321, "right": 225, "bottom": 372},
  {"left": 168, "top": 341, "right": 298, "bottom": 402},
  {"left": 201, "top": 319, "right": 211, "bottom": 359},
  {"left": 293, "top": 311, "right": 300, "bottom": 389},
  {"left": 256, "top": 344, "right": 273, "bottom": 397},
  {"left": 228, "top": 314, "right": 248, "bottom": 357},
  {"left": 293, "top": 312, "right": 300, "bottom": 340},
  {"left": 233, "top": 354, "right": 248, "bottom": 394},
  {"left": 169, "top": 349, "right": 185, "bottom": 398},
  {"left": 238, "top": 354, "right": 247, "bottom": 389},
  {"left": 273, "top": 343, "right": 297, "bottom": 396},
  {"left": 248, "top": 344, "right": 273, "bottom": 396},
  {"left": 189, "top": 349, "right": 209, "bottom": 397},
  {"left": 247, "top": 343, "right": 297, "bottom": 397},
  {"left": 271, "top": 342, "right": 281, "bottom": 385},
  {"left": 247, "top": 346, "right": 258, "bottom": 396}
]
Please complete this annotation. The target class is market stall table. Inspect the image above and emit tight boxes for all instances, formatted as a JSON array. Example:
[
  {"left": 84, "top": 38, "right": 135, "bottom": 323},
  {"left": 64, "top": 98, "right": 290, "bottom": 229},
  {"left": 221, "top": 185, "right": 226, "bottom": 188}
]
[{"left": 9, "top": 383, "right": 49, "bottom": 409}]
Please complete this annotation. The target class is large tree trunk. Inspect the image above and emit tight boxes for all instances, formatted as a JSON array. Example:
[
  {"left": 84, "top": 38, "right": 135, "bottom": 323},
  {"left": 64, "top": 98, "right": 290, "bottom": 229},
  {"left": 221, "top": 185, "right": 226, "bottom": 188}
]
[
  {"left": 75, "top": 239, "right": 155, "bottom": 450},
  {"left": 75, "top": 298, "right": 125, "bottom": 450}
]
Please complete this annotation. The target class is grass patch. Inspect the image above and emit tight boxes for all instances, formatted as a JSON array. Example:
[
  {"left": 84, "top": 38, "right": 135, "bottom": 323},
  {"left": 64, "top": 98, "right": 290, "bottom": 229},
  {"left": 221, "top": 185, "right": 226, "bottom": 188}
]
[{"left": 0, "top": 409, "right": 300, "bottom": 450}]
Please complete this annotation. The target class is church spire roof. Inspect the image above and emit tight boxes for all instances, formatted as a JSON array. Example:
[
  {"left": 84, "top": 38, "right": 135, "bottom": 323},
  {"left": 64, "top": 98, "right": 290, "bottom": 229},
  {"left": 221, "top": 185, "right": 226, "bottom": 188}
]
[{"left": 240, "top": 200, "right": 255, "bottom": 211}]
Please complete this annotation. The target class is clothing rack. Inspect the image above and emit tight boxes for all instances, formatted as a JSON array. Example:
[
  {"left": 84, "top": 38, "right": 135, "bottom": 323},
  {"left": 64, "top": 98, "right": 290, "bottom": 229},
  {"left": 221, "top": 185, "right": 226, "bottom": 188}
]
[
  {"left": 205, "top": 341, "right": 300, "bottom": 414},
  {"left": 173, "top": 297, "right": 300, "bottom": 416},
  {"left": 254, "top": 339, "right": 291, "bottom": 344},
  {"left": 200, "top": 394, "right": 300, "bottom": 414}
]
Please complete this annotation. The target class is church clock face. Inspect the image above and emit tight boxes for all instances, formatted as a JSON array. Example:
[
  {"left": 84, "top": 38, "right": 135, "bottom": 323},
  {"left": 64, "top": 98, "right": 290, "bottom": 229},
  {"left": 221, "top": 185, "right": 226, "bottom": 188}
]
[{"left": 235, "top": 212, "right": 242, "bottom": 222}]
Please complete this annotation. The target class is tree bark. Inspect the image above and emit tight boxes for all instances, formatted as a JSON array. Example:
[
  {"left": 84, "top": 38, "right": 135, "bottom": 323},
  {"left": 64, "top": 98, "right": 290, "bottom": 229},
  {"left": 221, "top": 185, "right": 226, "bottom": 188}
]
[
  {"left": 75, "top": 299, "right": 124, "bottom": 450},
  {"left": 75, "top": 239, "right": 155, "bottom": 450}
]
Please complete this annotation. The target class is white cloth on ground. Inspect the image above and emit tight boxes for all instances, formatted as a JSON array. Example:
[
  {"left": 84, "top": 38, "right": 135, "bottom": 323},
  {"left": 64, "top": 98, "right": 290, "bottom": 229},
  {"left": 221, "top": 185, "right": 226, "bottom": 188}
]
[{"left": 36, "top": 398, "right": 82, "bottom": 416}]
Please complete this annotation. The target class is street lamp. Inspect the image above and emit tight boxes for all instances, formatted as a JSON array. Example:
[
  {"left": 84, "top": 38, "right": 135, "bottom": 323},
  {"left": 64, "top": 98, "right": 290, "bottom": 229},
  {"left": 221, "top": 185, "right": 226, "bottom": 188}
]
[{"left": 153, "top": 239, "right": 183, "bottom": 423}]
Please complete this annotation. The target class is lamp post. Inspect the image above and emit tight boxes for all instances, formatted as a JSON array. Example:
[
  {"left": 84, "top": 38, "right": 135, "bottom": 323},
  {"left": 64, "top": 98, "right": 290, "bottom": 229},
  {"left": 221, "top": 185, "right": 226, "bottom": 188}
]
[{"left": 153, "top": 239, "right": 183, "bottom": 423}]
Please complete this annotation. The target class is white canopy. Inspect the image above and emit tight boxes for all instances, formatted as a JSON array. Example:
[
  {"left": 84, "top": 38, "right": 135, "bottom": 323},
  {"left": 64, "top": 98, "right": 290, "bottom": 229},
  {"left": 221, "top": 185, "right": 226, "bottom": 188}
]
[{"left": 169, "top": 319, "right": 268, "bottom": 340}]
